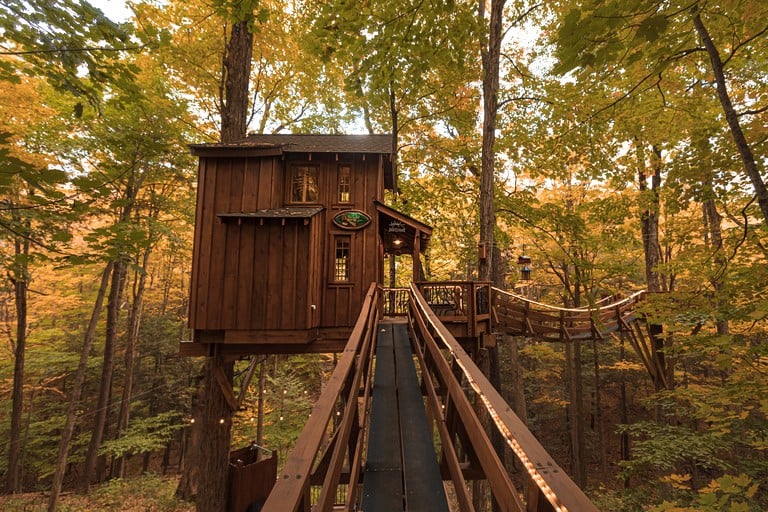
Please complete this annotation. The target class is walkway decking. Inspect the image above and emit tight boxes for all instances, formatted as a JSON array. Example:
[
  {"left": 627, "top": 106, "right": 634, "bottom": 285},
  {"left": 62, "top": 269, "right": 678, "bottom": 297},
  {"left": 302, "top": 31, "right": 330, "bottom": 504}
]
[{"left": 362, "top": 321, "right": 449, "bottom": 511}]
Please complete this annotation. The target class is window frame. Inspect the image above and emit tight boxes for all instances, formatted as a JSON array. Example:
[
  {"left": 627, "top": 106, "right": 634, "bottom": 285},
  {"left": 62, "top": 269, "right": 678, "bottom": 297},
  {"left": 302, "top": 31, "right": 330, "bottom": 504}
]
[
  {"left": 337, "top": 164, "right": 351, "bottom": 204},
  {"left": 332, "top": 235, "right": 352, "bottom": 283},
  {"left": 288, "top": 163, "right": 320, "bottom": 204}
]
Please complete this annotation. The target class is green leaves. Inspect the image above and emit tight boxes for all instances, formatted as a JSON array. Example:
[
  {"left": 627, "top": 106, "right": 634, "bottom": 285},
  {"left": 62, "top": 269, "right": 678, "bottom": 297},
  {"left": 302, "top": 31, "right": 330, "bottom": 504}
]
[
  {"left": 637, "top": 14, "right": 669, "bottom": 43},
  {"left": 99, "top": 413, "right": 184, "bottom": 458},
  {"left": 0, "top": 0, "right": 139, "bottom": 108}
]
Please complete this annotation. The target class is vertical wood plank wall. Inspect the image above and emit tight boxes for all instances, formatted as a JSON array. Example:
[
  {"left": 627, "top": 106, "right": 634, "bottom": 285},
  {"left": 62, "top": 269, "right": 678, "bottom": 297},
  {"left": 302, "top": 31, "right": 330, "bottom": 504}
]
[{"left": 189, "top": 151, "right": 384, "bottom": 338}]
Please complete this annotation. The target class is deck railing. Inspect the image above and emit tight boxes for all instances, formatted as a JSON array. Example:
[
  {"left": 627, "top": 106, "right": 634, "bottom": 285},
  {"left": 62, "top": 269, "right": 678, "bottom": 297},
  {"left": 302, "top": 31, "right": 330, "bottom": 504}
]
[
  {"left": 409, "top": 283, "right": 600, "bottom": 512},
  {"left": 382, "top": 287, "right": 410, "bottom": 316},
  {"left": 416, "top": 280, "right": 492, "bottom": 338},
  {"left": 261, "top": 283, "right": 379, "bottom": 512}
]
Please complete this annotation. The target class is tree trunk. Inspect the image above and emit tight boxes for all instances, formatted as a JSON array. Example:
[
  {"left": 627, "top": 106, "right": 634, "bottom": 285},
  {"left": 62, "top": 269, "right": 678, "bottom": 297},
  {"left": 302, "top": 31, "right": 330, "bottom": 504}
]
[
  {"left": 565, "top": 340, "right": 587, "bottom": 489},
  {"left": 691, "top": 7, "right": 768, "bottom": 226},
  {"left": 7, "top": 279, "right": 26, "bottom": 494},
  {"left": 81, "top": 258, "right": 127, "bottom": 492},
  {"left": 702, "top": 197, "right": 730, "bottom": 335},
  {"left": 256, "top": 358, "right": 266, "bottom": 458},
  {"left": 592, "top": 339, "right": 607, "bottom": 478},
  {"left": 638, "top": 143, "right": 670, "bottom": 393},
  {"left": 194, "top": 358, "right": 235, "bottom": 512},
  {"left": 618, "top": 332, "right": 630, "bottom": 489},
  {"left": 473, "top": 349, "right": 492, "bottom": 512},
  {"left": 181, "top": 15, "right": 254, "bottom": 511},
  {"left": 7, "top": 224, "right": 30, "bottom": 494},
  {"left": 477, "top": 3, "right": 506, "bottom": 505},
  {"left": 220, "top": 20, "right": 253, "bottom": 142},
  {"left": 112, "top": 245, "right": 152, "bottom": 478},
  {"left": 389, "top": 84, "right": 399, "bottom": 194},
  {"left": 505, "top": 336, "right": 527, "bottom": 424},
  {"left": 49, "top": 263, "right": 114, "bottom": 512},
  {"left": 478, "top": 0, "right": 506, "bottom": 283}
]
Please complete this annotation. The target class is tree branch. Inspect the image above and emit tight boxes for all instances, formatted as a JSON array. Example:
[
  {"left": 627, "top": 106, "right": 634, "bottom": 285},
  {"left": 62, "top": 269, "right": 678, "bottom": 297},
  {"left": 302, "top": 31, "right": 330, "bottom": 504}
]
[{"left": 0, "top": 44, "right": 151, "bottom": 56}]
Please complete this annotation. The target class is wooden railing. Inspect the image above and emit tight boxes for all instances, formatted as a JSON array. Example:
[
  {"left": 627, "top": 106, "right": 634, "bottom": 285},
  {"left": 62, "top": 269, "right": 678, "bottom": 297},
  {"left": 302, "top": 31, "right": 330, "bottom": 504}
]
[
  {"left": 493, "top": 288, "right": 646, "bottom": 341},
  {"left": 262, "top": 282, "right": 606, "bottom": 511},
  {"left": 382, "top": 287, "right": 410, "bottom": 316},
  {"left": 416, "top": 281, "right": 492, "bottom": 338},
  {"left": 261, "top": 283, "right": 379, "bottom": 512},
  {"left": 409, "top": 283, "right": 599, "bottom": 512}
]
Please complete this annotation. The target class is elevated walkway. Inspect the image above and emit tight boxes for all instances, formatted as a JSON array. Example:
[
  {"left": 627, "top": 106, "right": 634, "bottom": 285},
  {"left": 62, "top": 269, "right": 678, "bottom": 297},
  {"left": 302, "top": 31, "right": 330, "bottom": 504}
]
[
  {"left": 259, "top": 283, "right": 600, "bottom": 512},
  {"left": 362, "top": 320, "right": 449, "bottom": 511}
]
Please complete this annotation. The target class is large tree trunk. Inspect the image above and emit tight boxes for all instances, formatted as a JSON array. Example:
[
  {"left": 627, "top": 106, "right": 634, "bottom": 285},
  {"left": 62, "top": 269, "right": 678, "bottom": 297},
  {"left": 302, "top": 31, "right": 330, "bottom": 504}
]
[
  {"left": 6, "top": 220, "right": 30, "bottom": 494},
  {"left": 220, "top": 20, "right": 253, "bottom": 142},
  {"left": 194, "top": 358, "right": 235, "bottom": 512},
  {"left": 49, "top": 263, "right": 114, "bottom": 512},
  {"left": 181, "top": 16, "right": 254, "bottom": 512},
  {"left": 81, "top": 258, "right": 128, "bottom": 492},
  {"left": 478, "top": 0, "right": 505, "bottom": 283},
  {"left": 478, "top": 6, "right": 506, "bottom": 506},
  {"left": 691, "top": 7, "right": 768, "bottom": 226}
]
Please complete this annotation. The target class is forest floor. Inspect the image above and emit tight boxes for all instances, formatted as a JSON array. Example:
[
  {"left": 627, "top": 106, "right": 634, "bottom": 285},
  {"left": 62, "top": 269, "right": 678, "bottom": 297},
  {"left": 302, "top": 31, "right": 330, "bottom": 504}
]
[{"left": 0, "top": 474, "right": 194, "bottom": 511}]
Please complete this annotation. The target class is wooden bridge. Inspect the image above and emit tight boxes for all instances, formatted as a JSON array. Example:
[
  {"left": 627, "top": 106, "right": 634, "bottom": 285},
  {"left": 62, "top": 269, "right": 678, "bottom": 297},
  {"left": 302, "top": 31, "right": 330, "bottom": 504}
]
[
  {"left": 493, "top": 288, "right": 646, "bottom": 341},
  {"left": 243, "top": 282, "right": 652, "bottom": 512}
]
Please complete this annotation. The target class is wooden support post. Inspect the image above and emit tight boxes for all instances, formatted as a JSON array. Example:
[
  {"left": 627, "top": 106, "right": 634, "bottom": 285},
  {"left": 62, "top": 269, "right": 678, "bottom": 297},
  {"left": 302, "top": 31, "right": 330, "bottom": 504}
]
[
  {"left": 213, "top": 362, "right": 239, "bottom": 413},
  {"left": 236, "top": 356, "right": 260, "bottom": 410}
]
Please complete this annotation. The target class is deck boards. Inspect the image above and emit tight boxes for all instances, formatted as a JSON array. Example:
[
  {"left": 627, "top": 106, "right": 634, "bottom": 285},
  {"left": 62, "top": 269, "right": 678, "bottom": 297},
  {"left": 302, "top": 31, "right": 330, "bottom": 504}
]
[
  {"left": 392, "top": 322, "right": 449, "bottom": 512},
  {"left": 361, "top": 325, "right": 402, "bottom": 511},
  {"left": 361, "top": 321, "right": 448, "bottom": 512}
]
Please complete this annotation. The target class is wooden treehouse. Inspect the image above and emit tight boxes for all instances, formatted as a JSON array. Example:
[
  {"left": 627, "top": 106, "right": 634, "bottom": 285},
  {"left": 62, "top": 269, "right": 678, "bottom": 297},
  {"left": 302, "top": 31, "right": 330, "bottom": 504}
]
[
  {"left": 181, "top": 134, "right": 432, "bottom": 356},
  {"left": 179, "top": 134, "right": 610, "bottom": 512}
]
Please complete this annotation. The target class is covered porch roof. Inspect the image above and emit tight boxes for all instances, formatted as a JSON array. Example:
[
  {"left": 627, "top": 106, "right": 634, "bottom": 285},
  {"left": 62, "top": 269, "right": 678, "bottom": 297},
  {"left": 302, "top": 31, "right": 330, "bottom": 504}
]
[{"left": 376, "top": 201, "right": 432, "bottom": 256}]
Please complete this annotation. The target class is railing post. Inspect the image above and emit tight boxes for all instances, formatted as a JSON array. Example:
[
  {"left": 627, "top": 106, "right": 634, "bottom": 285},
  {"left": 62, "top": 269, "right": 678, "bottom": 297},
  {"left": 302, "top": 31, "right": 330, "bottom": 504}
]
[{"left": 468, "top": 282, "right": 476, "bottom": 337}]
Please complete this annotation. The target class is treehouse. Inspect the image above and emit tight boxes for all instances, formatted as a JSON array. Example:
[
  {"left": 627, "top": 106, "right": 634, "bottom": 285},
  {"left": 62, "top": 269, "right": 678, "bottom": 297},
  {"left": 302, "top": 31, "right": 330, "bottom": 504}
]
[{"left": 182, "top": 134, "right": 432, "bottom": 356}]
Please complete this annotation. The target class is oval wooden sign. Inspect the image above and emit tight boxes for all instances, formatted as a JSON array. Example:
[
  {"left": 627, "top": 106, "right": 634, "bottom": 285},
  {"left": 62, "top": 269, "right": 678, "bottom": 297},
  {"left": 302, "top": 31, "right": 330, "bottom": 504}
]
[{"left": 332, "top": 210, "right": 371, "bottom": 230}]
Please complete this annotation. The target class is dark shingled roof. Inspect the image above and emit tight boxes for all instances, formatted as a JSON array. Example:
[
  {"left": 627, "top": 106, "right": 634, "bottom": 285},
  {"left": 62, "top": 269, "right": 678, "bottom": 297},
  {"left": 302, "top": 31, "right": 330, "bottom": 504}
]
[
  {"left": 190, "top": 134, "right": 397, "bottom": 191},
  {"left": 242, "top": 134, "right": 393, "bottom": 154}
]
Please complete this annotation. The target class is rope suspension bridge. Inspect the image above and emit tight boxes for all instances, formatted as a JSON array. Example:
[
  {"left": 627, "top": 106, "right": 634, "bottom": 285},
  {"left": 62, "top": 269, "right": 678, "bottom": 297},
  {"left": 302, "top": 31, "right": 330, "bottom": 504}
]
[{"left": 239, "top": 282, "right": 654, "bottom": 512}]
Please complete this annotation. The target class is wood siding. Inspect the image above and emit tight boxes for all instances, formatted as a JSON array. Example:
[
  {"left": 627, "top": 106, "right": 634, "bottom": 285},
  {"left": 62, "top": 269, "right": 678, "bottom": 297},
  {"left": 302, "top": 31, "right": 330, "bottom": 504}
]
[{"left": 189, "top": 151, "right": 384, "bottom": 342}]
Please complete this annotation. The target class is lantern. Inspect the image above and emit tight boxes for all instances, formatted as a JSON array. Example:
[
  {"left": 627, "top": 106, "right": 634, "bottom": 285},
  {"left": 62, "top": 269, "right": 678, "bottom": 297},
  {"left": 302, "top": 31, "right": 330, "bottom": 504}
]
[{"left": 517, "top": 247, "right": 532, "bottom": 280}]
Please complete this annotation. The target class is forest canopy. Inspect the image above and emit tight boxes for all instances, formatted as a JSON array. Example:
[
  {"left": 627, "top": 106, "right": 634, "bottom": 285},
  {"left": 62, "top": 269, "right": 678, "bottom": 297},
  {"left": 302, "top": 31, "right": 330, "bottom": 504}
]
[{"left": 0, "top": 0, "right": 766, "bottom": 510}]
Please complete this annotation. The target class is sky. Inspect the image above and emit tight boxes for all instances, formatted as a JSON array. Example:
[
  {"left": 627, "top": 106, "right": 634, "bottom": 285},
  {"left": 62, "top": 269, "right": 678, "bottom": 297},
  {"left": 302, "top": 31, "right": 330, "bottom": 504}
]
[{"left": 90, "top": 0, "right": 132, "bottom": 22}]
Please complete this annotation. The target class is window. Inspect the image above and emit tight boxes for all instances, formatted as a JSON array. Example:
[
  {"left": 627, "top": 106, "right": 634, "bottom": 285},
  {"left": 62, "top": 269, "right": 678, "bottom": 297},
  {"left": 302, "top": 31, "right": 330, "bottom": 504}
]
[
  {"left": 338, "top": 165, "right": 351, "bottom": 203},
  {"left": 291, "top": 165, "right": 319, "bottom": 203},
  {"left": 334, "top": 237, "right": 350, "bottom": 282}
]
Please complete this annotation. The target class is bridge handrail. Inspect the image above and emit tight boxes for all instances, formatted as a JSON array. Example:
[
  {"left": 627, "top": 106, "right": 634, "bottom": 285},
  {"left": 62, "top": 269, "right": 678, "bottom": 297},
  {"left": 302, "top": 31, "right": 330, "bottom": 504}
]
[
  {"left": 261, "top": 283, "right": 379, "bottom": 512},
  {"left": 410, "top": 283, "right": 600, "bottom": 512},
  {"left": 494, "top": 287, "right": 646, "bottom": 314}
]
